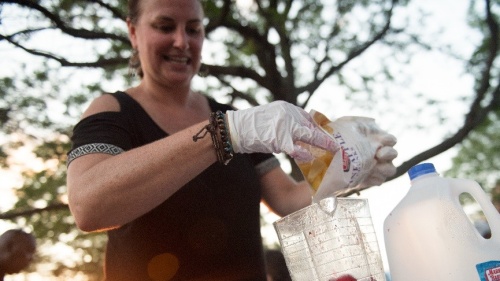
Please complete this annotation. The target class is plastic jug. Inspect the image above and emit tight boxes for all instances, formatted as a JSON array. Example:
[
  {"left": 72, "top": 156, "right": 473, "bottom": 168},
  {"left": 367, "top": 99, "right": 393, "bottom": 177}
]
[
  {"left": 383, "top": 163, "right": 500, "bottom": 281},
  {"left": 274, "top": 197, "right": 386, "bottom": 281}
]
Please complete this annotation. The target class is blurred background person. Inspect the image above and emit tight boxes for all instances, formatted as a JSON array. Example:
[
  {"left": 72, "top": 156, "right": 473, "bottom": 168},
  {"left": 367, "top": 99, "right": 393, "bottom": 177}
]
[
  {"left": 0, "top": 229, "right": 36, "bottom": 281},
  {"left": 265, "top": 248, "right": 292, "bottom": 281}
]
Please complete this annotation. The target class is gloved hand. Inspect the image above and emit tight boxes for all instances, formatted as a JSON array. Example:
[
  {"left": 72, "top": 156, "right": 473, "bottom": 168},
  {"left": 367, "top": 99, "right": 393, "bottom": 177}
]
[
  {"left": 331, "top": 116, "right": 398, "bottom": 189},
  {"left": 225, "top": 101, "right": 339, "bottom": 162}
]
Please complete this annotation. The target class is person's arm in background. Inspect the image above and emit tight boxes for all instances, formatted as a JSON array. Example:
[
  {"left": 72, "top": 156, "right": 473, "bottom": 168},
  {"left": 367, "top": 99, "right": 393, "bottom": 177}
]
[{"left": 260, "top": 166, "right": 312, "bottom": 217}]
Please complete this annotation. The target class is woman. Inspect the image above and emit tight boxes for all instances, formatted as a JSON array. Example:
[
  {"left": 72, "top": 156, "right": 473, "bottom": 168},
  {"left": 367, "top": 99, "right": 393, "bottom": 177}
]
[{"left": 66, "top": 0, "right": 396, "bottom": 280}]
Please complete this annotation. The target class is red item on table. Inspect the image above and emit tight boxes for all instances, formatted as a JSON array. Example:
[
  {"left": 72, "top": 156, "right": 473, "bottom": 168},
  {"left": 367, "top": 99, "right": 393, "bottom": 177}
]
[{"left": 334, "top": 275, "right": 357, "bottom": 281}]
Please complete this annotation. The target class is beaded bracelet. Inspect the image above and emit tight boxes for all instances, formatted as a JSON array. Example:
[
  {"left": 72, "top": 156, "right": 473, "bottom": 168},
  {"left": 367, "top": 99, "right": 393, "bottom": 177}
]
[{"left": 193, "top": 111, "right": 234, "bottom": 165}]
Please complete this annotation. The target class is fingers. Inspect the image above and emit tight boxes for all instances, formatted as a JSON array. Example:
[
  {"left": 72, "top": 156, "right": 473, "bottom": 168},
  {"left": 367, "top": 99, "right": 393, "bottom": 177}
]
[
  {"left": 368, "top": 132, "right": 397, "bottom": 146},
  {"left": 288, "top": 144, "right": 314, "bottom": 162},
  {"left": 359, "top": 174, "right": 385, "bottom": 188},
  {"left": 296, "top": 126, "right": 340, "bottom": 154},
  {"left": 357, "top": 160, "right": 397, "bottom": 188},
  {"left": 359, "top": 168, "right": 391, "bottom": 188},
  {"left": 310, "top": 127, "right": 340, "bottom": 153},
  {"left": 376, "top": 146, "right": 398, "bottom": 161},
  {"left": 379, "top": 133, "right": 397, "bottom": 146},
  {"left": 371, "top": 161, "right": 397, "bottom": 178},
  {"left": 378, "top": 162, "right": 397, "bottom": 178}
]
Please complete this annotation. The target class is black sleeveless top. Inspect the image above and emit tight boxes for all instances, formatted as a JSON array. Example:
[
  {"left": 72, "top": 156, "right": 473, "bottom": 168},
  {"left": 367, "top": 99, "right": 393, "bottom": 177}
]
[{"left": 69, "top": 92, "right": 277, "bottom": 280}]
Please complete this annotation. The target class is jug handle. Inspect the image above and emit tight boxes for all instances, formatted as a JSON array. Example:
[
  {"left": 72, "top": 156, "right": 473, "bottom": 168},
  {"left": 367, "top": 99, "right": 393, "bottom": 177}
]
[{"left": 451, "top": 178, "right": 500, "bottom": 239}]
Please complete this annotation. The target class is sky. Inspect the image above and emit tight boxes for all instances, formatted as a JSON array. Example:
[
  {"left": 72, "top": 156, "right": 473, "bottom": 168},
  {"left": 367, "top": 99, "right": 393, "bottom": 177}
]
[{"left": 0, "top": 0, "right": 486, "bottom": 279}]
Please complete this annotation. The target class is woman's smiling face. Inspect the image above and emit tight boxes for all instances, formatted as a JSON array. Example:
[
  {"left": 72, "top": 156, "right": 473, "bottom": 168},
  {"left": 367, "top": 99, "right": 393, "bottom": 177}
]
[{"left": 128, "top": 0, "right": 205, "bottom": 86}]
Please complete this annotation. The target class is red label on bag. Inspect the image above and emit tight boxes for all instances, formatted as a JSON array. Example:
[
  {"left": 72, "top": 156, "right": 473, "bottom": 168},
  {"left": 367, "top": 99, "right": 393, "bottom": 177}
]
[{"left": 342, "top": 149, "right": 350, "bottom": 172}]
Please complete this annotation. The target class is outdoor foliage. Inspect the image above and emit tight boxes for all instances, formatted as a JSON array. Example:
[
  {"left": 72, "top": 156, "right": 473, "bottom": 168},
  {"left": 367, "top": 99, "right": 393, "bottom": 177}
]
[{"left": 0, "top": 0, "right": 499, "bottom": 279}]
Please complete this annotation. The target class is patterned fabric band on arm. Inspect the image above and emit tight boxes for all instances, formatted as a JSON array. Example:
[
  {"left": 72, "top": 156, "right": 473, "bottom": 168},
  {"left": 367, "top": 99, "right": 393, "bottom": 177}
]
[{"left": 67, "top": 143, "right": 124, "bottom": 167}]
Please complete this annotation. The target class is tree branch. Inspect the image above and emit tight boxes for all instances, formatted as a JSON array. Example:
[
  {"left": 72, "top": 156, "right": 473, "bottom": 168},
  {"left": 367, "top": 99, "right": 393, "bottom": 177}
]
[
  {"left": 3, "top": 0, "right": 128, "bottom": 43},
  {"left": 87, "top": 0, "right": 126, "bottom": 21},
  {"left": 206, "top": 64, "right": 268, "bottom": 89},
  {"left": 0, "top": 203, "right": 69, "bottom": 220},
  {"left": 300, "top": 0, "right": 397, "bottom": 104},
  {"left": 216, "top": 12, "right": 280, "bottom": 92},
  {"left": 338, "top": 0, "right": 500, "bottom": 197},
  {"left": 219, "top": 79, "right": 260, "bottom": 106},
  {"left": 1, "top": 33, "right": 128, "bottom": 67},
  {"left": 205, "top": 0, "right": 232, "bottom": 34}
]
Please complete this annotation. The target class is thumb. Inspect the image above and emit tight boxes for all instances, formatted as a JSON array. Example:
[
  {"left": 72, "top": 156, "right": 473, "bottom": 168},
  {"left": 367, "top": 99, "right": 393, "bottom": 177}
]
[{"left": 297, "top": 126, "right": 340, "bottom": 154}]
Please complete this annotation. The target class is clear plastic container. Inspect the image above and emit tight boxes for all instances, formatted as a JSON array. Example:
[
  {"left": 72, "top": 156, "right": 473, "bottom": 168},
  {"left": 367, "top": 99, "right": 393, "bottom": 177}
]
[
  {"left": 384, "top": 163, "right": 500, "bottom": 281},
  {"left": 274, "top": 197, "right": 386, "bottom": 281}
]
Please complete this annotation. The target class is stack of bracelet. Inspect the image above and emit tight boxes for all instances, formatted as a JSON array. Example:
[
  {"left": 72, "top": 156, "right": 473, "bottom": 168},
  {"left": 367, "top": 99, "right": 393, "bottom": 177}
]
[{"left": 193, "top": 111, "right": 234, "bottom": 165}]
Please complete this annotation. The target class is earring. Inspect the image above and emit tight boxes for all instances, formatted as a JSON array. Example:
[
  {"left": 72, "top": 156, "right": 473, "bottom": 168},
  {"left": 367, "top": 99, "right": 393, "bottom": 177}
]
[
  {"left": 128, "top": 49, "right": 140, "bottom": 78},
  {"left": 198, "top": 63, "right": 209, "bottom": 77}
]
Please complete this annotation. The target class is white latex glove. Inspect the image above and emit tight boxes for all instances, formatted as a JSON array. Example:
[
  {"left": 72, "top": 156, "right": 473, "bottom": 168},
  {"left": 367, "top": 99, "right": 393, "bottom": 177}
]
[
  {"left": 332, "top": 116, "right": 398, "bottom": 189},
  {"left": 225, "top": 101, "right": 339, "bottom": 162}
]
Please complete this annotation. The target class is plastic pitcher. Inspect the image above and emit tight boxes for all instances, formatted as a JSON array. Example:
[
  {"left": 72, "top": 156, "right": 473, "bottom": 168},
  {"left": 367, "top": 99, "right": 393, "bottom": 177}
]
[
  {"left": 273, "top": 197, "right": 386, "bottom": 281},
  {"left": 384, "top": 163, "right": 500, "bottom": 281}
]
